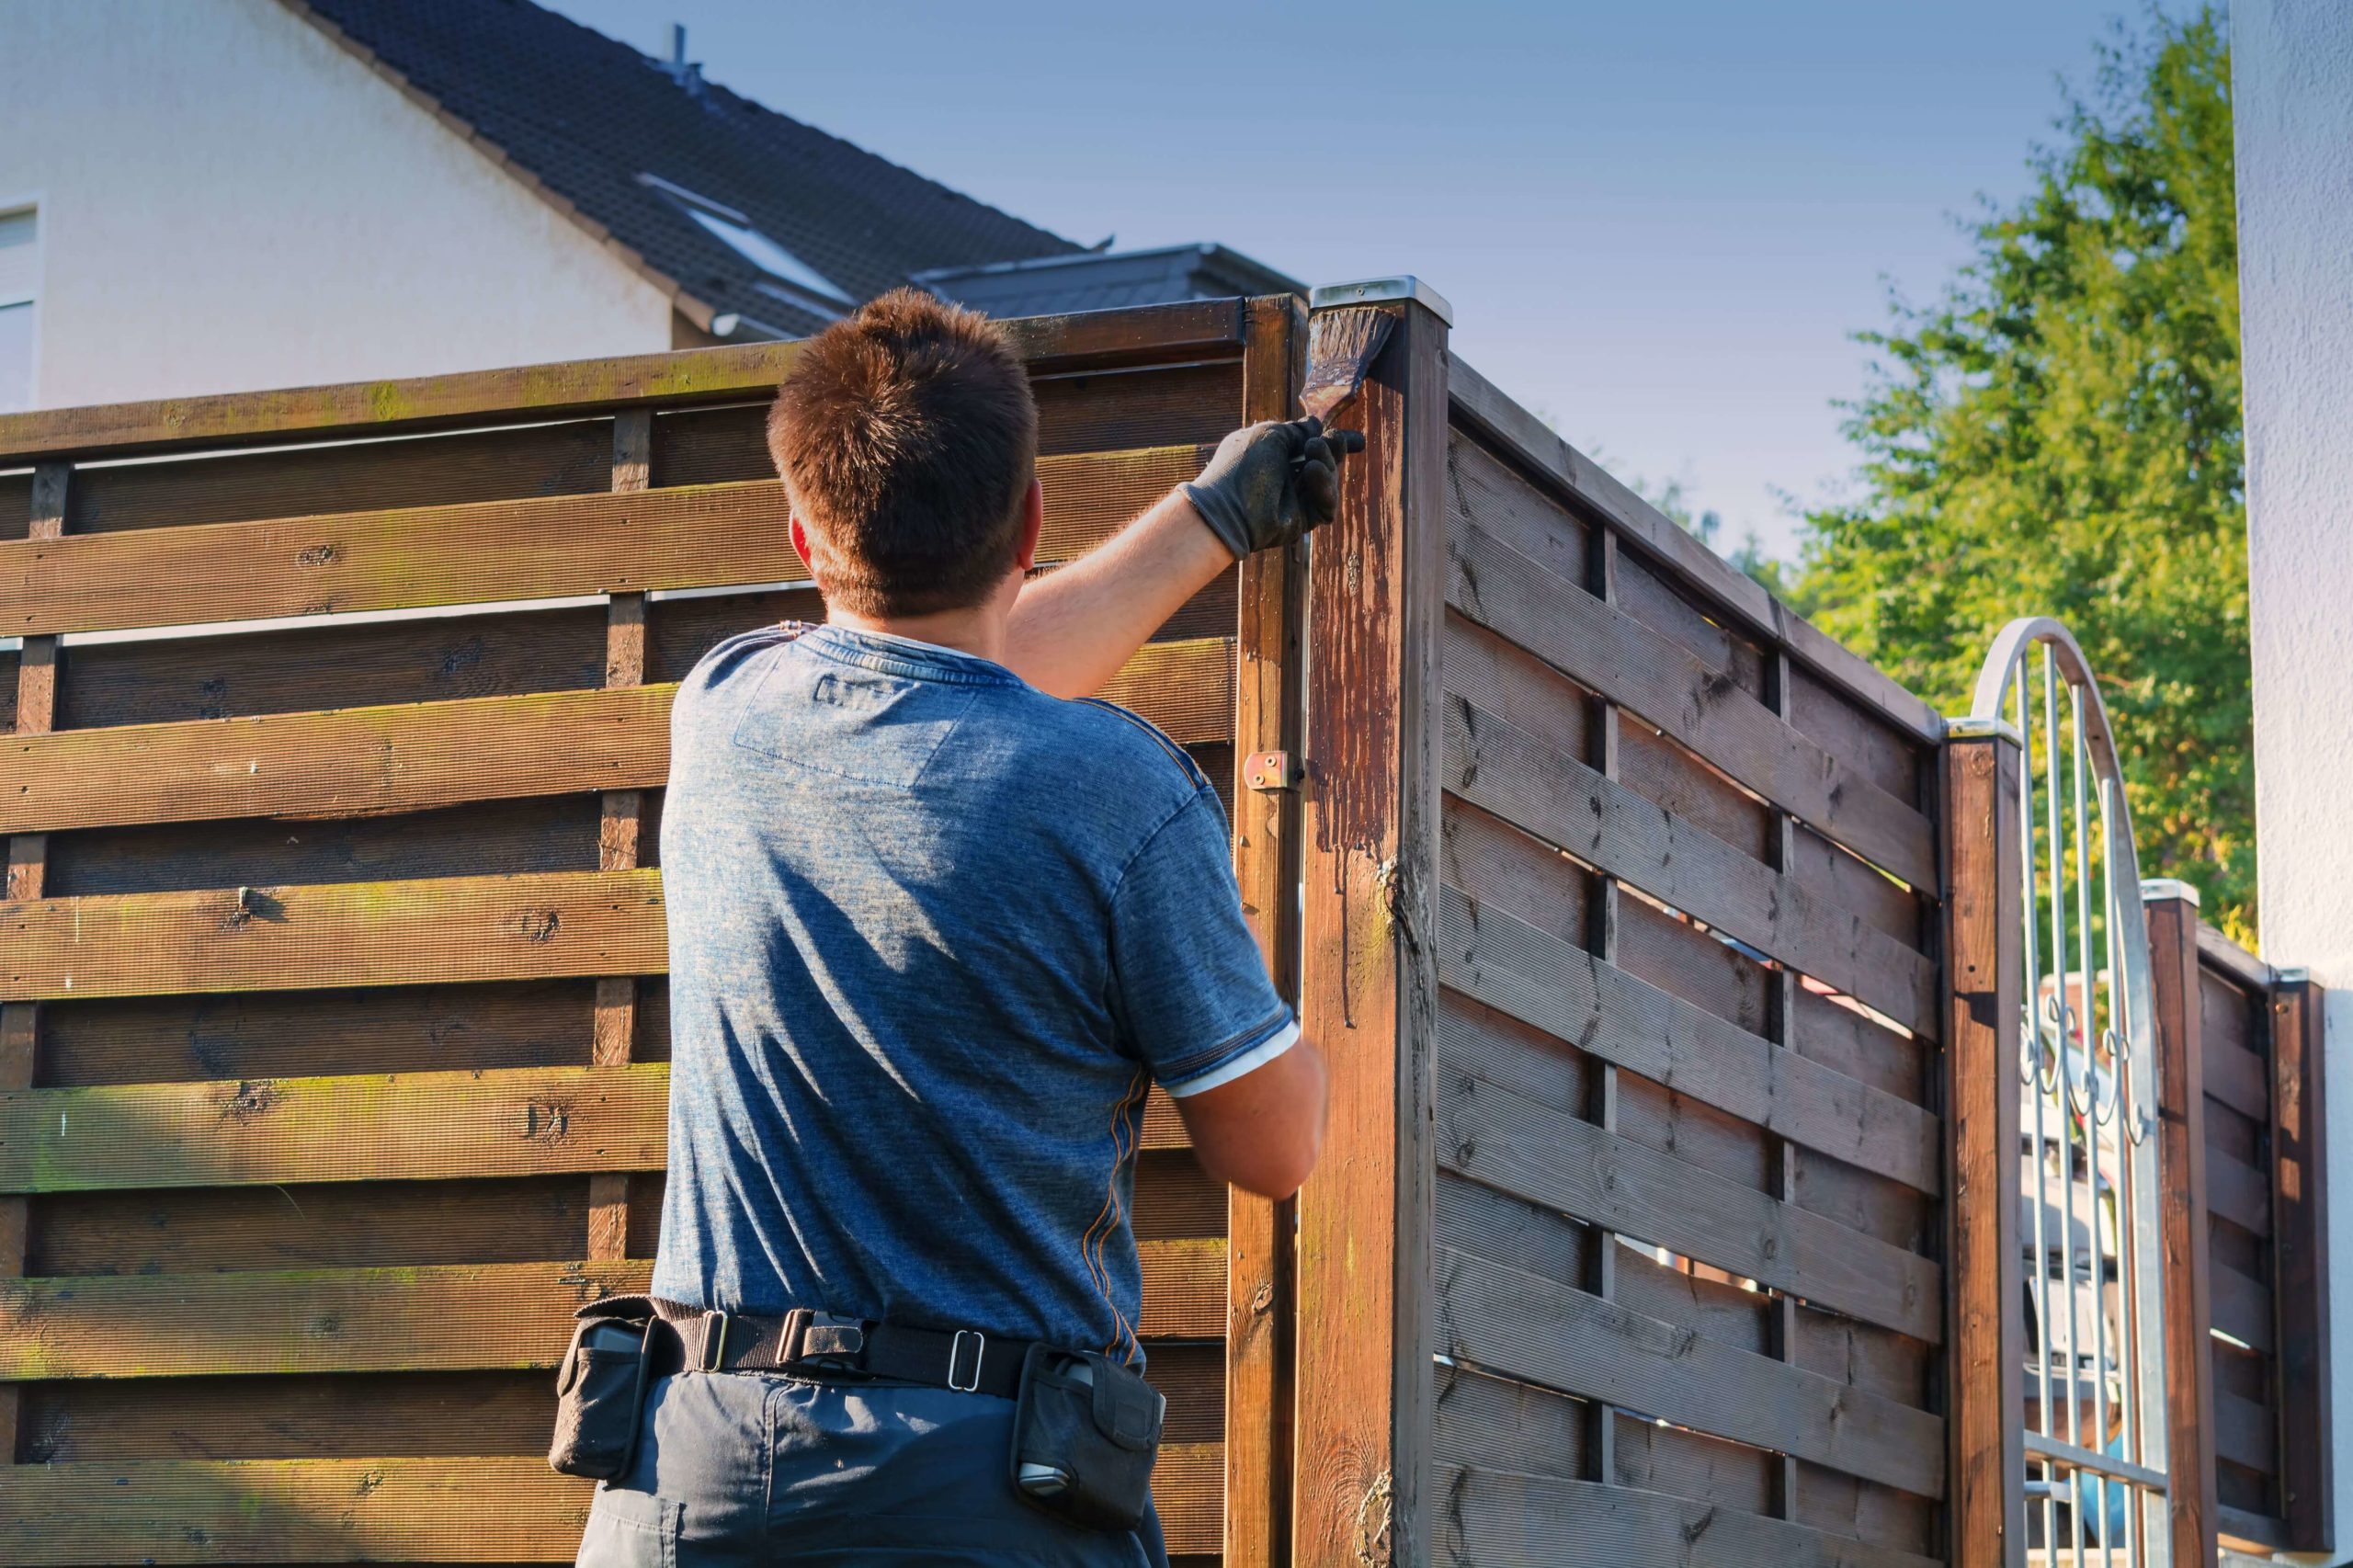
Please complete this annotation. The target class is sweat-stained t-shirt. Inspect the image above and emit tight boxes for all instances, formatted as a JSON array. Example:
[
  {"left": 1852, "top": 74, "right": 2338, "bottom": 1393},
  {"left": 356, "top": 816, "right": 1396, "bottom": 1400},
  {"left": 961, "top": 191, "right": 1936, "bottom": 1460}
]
[{"left": 650, "top": 623, "right": 1296, "bottom": 1362}]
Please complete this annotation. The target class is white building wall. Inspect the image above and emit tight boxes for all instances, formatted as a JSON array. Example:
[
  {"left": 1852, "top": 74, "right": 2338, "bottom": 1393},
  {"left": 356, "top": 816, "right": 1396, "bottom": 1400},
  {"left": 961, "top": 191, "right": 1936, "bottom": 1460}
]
[
  {"left": 0, "top": 0, "right": 674, "bottom": 411},
  {"left": 2233, "top": 3, "right": 2353, "bottom": 1556}
]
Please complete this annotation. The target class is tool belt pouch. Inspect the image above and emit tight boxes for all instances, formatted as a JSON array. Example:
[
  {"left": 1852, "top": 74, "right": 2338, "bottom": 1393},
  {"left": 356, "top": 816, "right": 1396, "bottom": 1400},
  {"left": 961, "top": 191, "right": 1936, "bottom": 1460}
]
[
  {"left": 548, "top": 1295, "right": 656, "bottom": 1481},
  {"left": 1009, "top": 1344, "right": 1165, "bottom": 1533}
]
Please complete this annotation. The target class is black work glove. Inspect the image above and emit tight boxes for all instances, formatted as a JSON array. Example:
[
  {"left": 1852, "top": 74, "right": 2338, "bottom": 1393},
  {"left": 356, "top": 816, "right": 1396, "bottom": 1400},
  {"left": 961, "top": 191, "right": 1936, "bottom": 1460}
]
[{"left": 1181, "top": 416, "right": 1367, "bottom": 560}]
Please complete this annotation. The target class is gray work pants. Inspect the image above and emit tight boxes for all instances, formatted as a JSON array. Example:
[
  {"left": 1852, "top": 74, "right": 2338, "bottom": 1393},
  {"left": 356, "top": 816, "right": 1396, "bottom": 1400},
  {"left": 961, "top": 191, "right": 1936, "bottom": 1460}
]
[{"left": 574, "top": 1369, "right": 1171, "bottom": 1567}]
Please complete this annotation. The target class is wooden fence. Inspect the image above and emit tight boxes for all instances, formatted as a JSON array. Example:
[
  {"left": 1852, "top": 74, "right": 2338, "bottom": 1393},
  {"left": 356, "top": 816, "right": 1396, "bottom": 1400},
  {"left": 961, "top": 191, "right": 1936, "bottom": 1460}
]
[
  {"left": 2145, "top": 885, "right": 2332, "bottom": 1560},
  {"left": 0, "top": 296, "right": 1298, "bottom": 1567},
  {"left": 0, "top": 282, "right": 2330, "bottom": 1567}
]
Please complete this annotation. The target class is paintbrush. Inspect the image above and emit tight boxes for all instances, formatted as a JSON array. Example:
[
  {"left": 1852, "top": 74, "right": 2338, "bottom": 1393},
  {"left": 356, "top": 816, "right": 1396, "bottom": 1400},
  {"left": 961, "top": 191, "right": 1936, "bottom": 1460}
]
[{"left": 1299, "top": 305, "right": 1396, "bottom": 427}]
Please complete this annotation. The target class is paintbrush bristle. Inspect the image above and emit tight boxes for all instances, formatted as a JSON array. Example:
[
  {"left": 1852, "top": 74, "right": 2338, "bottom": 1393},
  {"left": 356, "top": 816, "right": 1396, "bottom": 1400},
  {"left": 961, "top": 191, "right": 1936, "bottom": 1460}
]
[{"left": 1300, "top": 307, "right": 1397, "bottom": 424}]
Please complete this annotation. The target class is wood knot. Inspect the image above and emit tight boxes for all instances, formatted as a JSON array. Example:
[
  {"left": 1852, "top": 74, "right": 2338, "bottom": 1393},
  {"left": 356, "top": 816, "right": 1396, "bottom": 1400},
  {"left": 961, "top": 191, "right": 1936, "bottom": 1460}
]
[
  {"left": 523, "top": 1101, "right": 572, "bottom": 1142},
  {"left": 220, "top": 1080, "right": 282, "bottom": 1121},
  {"left": 297, "top": 542, "right": 339, "bottom": 567},
  {"left": 516, "top": 909, "right": 561, "bottom": 943}
]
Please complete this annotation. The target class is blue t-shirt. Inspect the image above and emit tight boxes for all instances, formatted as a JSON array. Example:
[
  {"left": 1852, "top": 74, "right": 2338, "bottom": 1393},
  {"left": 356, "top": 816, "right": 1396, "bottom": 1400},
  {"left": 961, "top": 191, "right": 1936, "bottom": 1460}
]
[{"left": 650, "top": 624, "right": 1294, "bottom": 1362}]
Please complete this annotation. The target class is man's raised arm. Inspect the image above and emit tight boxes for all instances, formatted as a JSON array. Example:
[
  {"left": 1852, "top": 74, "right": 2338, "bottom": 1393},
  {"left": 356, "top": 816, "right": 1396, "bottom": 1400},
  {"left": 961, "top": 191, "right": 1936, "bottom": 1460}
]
[{"left": 1000, "top": 417, "right": 1361, "bottom": 699}]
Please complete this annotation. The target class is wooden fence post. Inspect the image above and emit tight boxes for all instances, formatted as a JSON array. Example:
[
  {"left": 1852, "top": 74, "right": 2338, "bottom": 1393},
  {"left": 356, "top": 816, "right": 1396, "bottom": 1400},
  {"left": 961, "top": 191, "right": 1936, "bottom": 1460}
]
[
  {"left": 2143, "top": 881, "right": 2219, "bottom": 1565},
  {"left": 1942, "top": 721, "right": 2026, "bottom": 1568},
  {"left": 1293, "top": 280, "right": 1449, "bottom": 1568},
  {"left": 1228, "top": 292, "right": 1307, "bottom": 1568},
  {"left": 2270, "top": 968, "right": 2334, "bottom": 1553}
]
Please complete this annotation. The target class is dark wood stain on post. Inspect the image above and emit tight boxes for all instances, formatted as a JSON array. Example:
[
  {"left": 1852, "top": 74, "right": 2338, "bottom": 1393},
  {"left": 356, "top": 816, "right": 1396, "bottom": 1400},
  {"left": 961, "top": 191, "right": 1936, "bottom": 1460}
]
[
  {"left": 2270, "top": 972, "right": 2333, "bottom": 1552},
  {"left": 2147, "top": 890, "right": 2219, "bottom": 1565}
]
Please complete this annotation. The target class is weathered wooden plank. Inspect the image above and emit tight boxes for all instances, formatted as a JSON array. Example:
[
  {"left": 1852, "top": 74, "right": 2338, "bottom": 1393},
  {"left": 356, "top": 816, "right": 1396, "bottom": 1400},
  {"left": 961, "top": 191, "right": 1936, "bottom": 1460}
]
[
  {"left": 1436, "top": 883, "right": 1939, "bottom": 1194},
  {"left": 1445, "top": 358, "right": 1945, "bottom": 745},
  {"left": 0, "top": 1239, "right": 1227, "bottom": 1380},
  {"left": 0, "top": 1442, "right": 1225, "bottom": 1562},
  {"left": 1431, "top": 1465, "right": 1942, "bottom": 1568},
  {"left": 2206, "top": 1148, "right": 2274, "bottom": 1238},
  {"left": 3, "top": 868, "right": 667, "bottom": 1002},
  {"left": 1438, "top": 1230, "right": 1946, "bottom": 1498},
  {"left": 1446, "top": 514, "right": 1934, "bottom": 887},
  {"left": 5, "top": 446, "right": 1205, "bottom": 638},
  {"left": 1442, "top": 691, "right": 1940, "bottom": 1036},
  {"left": 1435, "top": 1051, "right": 1940, "bottom": 1343},
  {"left": 0, "top": 1063, "right": 669, "bottom": 1192},
  {"left": 2205, "top": 1032, "right": 2272, "bottom": 1123},
  {"left": 2154, "top": 881, "right": 2221, "bottom": 1562},
  {"left": 0, "top": 297, "right": 1249, "bottom": 464},
  {"left": 1943, "top": 731, "right": 2027, "bottom": 1568},
  {"left": 3, "top": 634, "right": 1235, "bottom": 835},
  {"left": 2269, "top": 973, "right": 2333, "bottom": 1551},
  {"left": 2211, "top": 1259, "right": 2275, "bottom": 1353},
  {"left": 1294, "top": 296, "right": 1448, "bottom": 1568}
]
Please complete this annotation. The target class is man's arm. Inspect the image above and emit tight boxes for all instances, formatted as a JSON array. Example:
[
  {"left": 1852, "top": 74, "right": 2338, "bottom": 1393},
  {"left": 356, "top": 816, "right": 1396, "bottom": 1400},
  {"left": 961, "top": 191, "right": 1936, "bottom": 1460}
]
[
  {"left": 1172, "top": 1035, "right": 1327, "bottom": 1199},
  {"left": 1001, "top": 489, "right": 1232, "bottom": 700},
  {"left": 999, "top": 418, "right": 1360, "bottom": 699}
]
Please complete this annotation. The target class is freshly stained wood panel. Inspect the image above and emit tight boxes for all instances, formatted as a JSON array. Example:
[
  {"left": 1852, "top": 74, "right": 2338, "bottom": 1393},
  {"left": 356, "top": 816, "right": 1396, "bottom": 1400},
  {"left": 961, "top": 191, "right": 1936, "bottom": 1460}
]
[
  {"left": 0, "top": 1063, "right": 669, "bottom": 1192},
  {"left": 0, "top": 1444, "right": 1223, "bottom": 1562},
  {"left": 17, "top": 1370, "right": 551, "bottom": 1462},
  {"left": 7, "top": 635, "right": 1235, "bottom": 835},
  {"left": 6, "top": 447, "right": 1204, "bottom": 637},
  {"left": 1447, "top": 517, "right": 1934, "bottom": 887},
  {"left": 0, "top": 1239, "right": 1226, "bottom": 1380},
  {"left": 1433, "top": 1466, "right": 1941, "bottom": 1568},
  {"left": 1443, "top": 691, "right": 1940, "bottom": 1036},
  {"left": 1435, "top": 1048, "right": 1940, "bottom": 1341},
  {"left": 64, "top": 419, "right": 612, "bottom": 535},
  {"left": 3, "top": 868, "right": 667, "bottom": 1003},
  {"left": 1434, "top": 1245, "right": 1942, "bottom": 1497},
  {"left": 1436, "top": 886, "right": 1938, "bottom": 1192}
]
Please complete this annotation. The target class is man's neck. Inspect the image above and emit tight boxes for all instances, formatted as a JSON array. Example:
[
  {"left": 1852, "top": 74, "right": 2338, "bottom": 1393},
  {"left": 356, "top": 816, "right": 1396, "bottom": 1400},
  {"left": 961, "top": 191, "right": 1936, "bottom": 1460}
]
[{"left": 825, "top": 604, "right": 1007, "bottom": 665}]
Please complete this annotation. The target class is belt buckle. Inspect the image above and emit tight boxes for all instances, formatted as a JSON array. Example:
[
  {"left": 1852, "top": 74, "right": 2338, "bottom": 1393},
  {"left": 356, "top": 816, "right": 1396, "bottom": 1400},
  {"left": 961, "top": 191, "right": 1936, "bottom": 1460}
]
[
  {"left": 947, "top": 1329, "right": 985, "bottom": 1392},
  {"left": 788, "top": 1310, "right": 866, "bottom": 1372}
]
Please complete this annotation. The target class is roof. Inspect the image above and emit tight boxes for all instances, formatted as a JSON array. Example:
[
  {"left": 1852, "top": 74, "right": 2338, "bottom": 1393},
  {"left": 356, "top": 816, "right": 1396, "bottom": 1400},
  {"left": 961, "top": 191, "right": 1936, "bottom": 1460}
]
[
  {"left": 916, "top": 244, "right": 1302, "bottom": 319},
  {"left": 281, "top": 0, "right": 1084, "bottom": 336}
]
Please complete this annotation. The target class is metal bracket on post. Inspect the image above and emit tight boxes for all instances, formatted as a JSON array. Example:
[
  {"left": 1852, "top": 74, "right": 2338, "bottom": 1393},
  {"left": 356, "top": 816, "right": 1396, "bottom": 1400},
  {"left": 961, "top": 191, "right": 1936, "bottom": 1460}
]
[{"left": 1243, "top": 750, "right": 1297, "bottom": 792}]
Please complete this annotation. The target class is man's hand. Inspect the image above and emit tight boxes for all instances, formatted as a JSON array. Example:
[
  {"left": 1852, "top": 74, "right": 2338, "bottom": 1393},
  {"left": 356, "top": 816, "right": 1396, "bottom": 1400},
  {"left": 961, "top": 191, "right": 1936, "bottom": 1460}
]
[{"left": 1180, "top": 416, "right": 1367, "bottom": 562}]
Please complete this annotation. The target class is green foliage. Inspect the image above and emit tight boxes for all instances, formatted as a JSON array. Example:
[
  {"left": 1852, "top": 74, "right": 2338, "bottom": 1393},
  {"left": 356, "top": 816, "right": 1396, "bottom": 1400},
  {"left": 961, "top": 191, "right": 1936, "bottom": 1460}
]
[{"left": 1790, "top": 6, "right": 2254, "bottom": 937}]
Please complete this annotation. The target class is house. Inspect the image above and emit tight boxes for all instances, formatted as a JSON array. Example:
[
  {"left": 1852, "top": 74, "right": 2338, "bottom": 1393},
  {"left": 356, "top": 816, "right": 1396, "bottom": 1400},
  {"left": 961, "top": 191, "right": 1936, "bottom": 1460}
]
[{"left": 0, "top": 0, "right": 1295, "bottom": 415}]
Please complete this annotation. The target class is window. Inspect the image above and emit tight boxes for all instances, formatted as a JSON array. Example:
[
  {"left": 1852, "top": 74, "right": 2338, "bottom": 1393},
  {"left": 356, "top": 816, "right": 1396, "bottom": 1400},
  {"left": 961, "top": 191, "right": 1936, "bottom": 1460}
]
[
  {"left": 0, "top": 206, "right": 36, "bottom": 415},
  {"left": 637, "top": 173, "right": 852, "bottom": 310}
]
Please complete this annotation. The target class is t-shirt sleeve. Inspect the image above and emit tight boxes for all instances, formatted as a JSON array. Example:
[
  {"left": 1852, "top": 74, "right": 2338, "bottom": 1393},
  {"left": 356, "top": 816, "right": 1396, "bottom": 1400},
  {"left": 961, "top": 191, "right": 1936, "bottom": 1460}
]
[{"left": 1108, "top": 785, "right": 1297, "bottom": 1097}]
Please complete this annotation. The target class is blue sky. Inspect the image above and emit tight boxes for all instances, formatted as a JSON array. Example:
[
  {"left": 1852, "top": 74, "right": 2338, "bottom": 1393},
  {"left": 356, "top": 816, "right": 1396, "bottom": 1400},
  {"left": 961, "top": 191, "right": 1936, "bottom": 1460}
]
[{"left": 549, "top": 0, "right": 2189, "bottom": 562}]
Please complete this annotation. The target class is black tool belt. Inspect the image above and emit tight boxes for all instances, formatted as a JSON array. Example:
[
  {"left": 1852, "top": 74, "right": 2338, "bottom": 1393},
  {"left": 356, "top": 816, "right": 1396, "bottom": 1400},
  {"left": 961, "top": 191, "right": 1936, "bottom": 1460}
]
[{"left": 640, "top": 1298, "right": 1035, "bottom": 1400}]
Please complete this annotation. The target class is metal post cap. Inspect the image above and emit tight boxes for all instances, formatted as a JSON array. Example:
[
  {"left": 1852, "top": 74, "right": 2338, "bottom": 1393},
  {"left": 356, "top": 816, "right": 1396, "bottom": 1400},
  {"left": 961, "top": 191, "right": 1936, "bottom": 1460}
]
[
  {"left": 1307, "top": 277, "right": 1454, "bottom": 325},
  {"left": 2137, "top": 878, "right": 2201, "bottom": 906}
]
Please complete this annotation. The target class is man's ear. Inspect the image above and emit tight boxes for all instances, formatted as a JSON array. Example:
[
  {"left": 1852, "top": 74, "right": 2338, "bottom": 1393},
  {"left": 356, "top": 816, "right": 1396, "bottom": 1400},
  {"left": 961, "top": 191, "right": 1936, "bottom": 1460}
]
[
  {"left": 1014, "top": 478, "right": 1044, "bottom": 573},
  {"left": 790, "top": 514, "right": 816, "bottom": 575}
]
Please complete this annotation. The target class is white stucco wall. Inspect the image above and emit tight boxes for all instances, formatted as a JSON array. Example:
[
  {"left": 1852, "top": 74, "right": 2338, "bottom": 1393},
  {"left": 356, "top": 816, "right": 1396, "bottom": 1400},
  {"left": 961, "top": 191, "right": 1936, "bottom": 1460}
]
[
  {"left": 2234, "top": 3, "right": 2353, "bottom": 1557},
  {"left": 0, "top": 0, "right": 674, "bottom": 411}
]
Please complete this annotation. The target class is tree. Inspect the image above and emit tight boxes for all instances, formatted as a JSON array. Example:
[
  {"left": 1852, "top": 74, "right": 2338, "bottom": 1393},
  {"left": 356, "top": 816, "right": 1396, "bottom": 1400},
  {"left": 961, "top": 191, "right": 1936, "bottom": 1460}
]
[{"left": 1790, "top": 7, "right": 2255, "bottom": 937}]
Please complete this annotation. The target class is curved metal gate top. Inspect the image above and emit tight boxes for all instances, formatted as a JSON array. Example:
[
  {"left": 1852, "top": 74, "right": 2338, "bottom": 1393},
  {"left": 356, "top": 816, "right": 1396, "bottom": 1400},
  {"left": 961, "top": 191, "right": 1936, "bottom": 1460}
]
[{"left": 1971, "top": 618, "right": 2171, "bottom": 1565}]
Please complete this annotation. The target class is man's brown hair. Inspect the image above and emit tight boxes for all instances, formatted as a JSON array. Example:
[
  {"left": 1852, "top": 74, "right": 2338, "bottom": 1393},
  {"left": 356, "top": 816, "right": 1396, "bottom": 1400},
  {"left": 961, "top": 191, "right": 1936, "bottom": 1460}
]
[{"left": 767, "top": 289, "right": 1038, "bottom": 619}]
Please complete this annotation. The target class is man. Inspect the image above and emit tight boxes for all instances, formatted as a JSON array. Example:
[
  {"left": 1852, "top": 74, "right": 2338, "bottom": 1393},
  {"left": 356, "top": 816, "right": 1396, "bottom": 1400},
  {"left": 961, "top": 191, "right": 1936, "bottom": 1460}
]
[{"left": 575, "top": 290, "right": 1342, "bottom": 1567}]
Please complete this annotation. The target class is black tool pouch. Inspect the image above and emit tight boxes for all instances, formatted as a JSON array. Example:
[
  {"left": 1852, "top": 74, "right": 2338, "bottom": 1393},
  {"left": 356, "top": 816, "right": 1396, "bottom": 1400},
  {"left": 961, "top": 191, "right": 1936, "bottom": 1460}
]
[
  {"left": 548, "top": 1294, "right": 657, "bottom": 1480},
  {"left": 1009, "top": 1345, "right": 1165, "bottom": 1533}
]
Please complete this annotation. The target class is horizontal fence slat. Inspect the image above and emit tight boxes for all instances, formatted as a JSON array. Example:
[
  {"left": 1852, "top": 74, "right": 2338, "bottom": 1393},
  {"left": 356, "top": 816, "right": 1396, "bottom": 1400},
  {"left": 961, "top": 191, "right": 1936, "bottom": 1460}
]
[
  {"left": 1441, "top": 692, "right": 1940, "bottom": 1037},
  {"left": 0, "top": 1241, "right": 1225, "bottom": 1380},
  {"left": 2213, "top": 1385, "right": 2279, "bottom": 1475},
  {"left": 0, "top": 299, "right": 1250, "bottom": 465},
  {"left": 2, "top": 634, "right": 1235, "bottom": 835},
  {"left": 1435, "top": 1055, "right": 1940, "bottom": 1343},
  {"left": 6, "top": 447, "right": 1204, "bottom": 638},
  {"left": 1435, "top": 1243, "right": 1942, "bottom": 1496},
  {"left": 4, "top": 868, "right": 666, "bottom": 1002},
  {"left": 1435, "top": 1466, "right": 1940, "bottom": 1568},
  {"left": 2205, "top": 1148, "right": 2274, "bottom": 1239},
  {"left": 2203, "top": 1033, "right": 2272, "bottom": 1123},
  {"left": 0, "top": 1442, "right": 1223, "bottom": 1562},
  {"left": 1448, "top": 517, "right": 1932, "bottom": 887},
  {"left": 0, "top": 1064, "right": 668, "bottom": 1192},
  {"left": 1436, "top": 883, "right": 1939, "bottom": 1195},
  {"left": 2211, "top": 1260, "right": 2276, "bottom": 1353}
]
